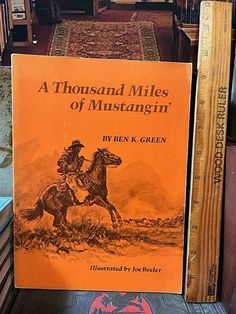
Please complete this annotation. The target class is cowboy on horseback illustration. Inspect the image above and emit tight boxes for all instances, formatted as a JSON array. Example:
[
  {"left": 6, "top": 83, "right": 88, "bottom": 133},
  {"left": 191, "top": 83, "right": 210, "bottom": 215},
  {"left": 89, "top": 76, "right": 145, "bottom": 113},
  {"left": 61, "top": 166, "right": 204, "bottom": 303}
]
[
  {"left": 20, "top": 143, "right": 123, "bottom": 229},
  {"left": 57, "top": 139, "right": 87, "bottom": 205}
]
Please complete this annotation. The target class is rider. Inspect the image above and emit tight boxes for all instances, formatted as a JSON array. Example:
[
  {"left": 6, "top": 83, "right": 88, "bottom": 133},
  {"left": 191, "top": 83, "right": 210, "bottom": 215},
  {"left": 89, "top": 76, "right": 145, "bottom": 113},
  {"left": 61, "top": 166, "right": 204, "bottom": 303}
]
[{"left": 57, "top": 140, "right": 85, "bottom": 205}]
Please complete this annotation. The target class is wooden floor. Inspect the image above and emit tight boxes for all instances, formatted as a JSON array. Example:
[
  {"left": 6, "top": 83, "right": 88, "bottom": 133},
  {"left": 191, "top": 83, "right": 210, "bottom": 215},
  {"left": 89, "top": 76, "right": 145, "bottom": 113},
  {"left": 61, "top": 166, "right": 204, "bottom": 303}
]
[{"left": 10, "top": 290, "right": 226, "bottom": 313}]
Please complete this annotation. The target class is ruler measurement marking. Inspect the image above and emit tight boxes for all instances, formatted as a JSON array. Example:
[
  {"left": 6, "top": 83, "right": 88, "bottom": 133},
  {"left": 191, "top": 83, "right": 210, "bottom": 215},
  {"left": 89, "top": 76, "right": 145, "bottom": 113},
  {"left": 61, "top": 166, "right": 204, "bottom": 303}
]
[{"left": 185, "top": 0, "right": 232, "bottom": 302}]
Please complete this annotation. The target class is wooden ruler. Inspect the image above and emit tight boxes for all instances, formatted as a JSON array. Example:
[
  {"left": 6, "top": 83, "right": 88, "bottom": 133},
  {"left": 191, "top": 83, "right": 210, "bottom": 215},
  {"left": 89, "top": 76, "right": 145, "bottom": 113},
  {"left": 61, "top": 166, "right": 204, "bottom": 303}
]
[{"left": 185, "top": 0, "right": 232, "bottom": 302}]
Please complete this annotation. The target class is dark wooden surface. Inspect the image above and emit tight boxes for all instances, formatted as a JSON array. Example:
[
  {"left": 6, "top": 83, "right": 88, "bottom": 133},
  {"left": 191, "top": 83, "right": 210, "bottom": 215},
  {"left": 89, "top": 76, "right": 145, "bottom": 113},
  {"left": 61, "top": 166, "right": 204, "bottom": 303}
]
[
  {"left": 57, "top": 0, "right": 94, "bottom": 15},
  {"left": 222, "top": 144, "right": 236, "bottom": 313}
]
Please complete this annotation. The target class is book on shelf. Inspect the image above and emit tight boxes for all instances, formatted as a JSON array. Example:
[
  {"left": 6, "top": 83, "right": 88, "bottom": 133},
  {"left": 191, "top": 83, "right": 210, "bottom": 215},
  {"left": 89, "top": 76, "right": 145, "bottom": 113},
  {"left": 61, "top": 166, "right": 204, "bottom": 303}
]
[
  {"left": 0, "top": 236, "right": 13, "bottom": 270},
  {"left": 0, "top": 219, "right": 13, "bottom": 251},
  {"left": 0, "top": 268, "right": 15, "bottom": 314},
  {"left": 175, "top": 0, "right": 201, "bottom": 24},
  {"left": 0, "top": 198, "right": 14, "bottom": 290},
  {"left": 11, "top": 0, "right": 25, "bottom": 13},
  {"left": 0, "top": 248, "right": 13, "bottom": 285},
  {"left": 174, "top": 0, "right": 236, "bottom": 27},
  {"left": 0, "top": 0, "right": 12, "bottom": 54},
  {"left": 0, "top": 199, "right": 15, "bottom": 314},
  {"left": 12, "top": 12, "right": 25, "bottom": 19},
  {"left": 13, "top": 54, "right": 192, "bottom": 292},
  {"left": 0, "top": 197, "right": 13, "bottom": 233}
]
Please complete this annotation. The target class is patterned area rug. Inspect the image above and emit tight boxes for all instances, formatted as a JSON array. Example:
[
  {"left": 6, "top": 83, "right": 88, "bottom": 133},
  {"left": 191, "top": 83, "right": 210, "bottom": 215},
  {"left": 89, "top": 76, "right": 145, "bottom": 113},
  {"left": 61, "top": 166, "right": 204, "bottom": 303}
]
[
  {"left": 49, "top": 20, "right": 160, "bottom": 60},
  {"left": 130, "top": 10, "right": 173, "bottom": 29}
]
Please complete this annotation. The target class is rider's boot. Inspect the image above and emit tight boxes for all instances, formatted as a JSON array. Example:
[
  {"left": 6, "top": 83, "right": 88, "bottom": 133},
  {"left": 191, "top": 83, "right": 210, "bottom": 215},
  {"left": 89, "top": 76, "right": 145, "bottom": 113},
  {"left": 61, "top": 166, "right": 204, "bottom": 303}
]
[
  {"left": 83, "top": 195, "right": 95, "bottom": 206},
  {"left": 73, "top": 198, "right": 83, "bottom": 206}
]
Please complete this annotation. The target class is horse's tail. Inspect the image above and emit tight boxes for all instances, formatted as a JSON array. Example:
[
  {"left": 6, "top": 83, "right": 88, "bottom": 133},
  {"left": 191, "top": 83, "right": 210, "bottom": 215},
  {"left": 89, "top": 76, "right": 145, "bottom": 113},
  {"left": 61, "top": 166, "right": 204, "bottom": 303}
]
[{"left": 19, "top": 199, "right": 44, "bottom": 222}]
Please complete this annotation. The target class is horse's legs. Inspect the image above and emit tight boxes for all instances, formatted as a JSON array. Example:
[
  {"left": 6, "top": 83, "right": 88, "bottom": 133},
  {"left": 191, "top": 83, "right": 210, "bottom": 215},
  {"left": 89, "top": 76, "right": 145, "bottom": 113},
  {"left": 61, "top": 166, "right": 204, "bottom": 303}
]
[
  {"left": 95, "top": 197, "right": 120, "bottom": 228},
  {"left": 63, "top": 188, "right": 83, "bottom": 206},
  {"left": 61, "top": 206, "right": 70, "bottom": 227},
  {"left": 104, "top": 198, "right": 122, "bottom": 226},
  {"left": 43, "top": 196, "right": 63, "bottom": 229},
  {"left": 52, "top": 210, "right": 63, "bottom": 228},
  {"left": 45, "top": 194, "right": 63, "bottom": 210}
]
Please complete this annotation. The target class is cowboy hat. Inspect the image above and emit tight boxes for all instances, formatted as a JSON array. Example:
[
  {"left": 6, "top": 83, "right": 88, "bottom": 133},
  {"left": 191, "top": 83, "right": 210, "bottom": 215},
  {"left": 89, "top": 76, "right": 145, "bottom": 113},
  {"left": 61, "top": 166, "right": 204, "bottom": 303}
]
[{"left": 69, "top": 140, "right": 84, "bottom": 148}]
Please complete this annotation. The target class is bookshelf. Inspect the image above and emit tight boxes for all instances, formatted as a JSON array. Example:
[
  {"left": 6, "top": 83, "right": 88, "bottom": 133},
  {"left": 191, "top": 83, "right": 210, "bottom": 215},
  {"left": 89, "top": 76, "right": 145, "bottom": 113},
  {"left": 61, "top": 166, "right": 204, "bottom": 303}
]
[
  {"left": 34, "top": 0, "right": 61, "bottom": 24},
  {"left": 11, "top": 0, "right": 33, "bottom": 47},
  {"left": 0, "top": 0, "right": 13, "bottom": 64},
  {"left": 173, "top": 0, "right": 236, "bottom": 62}
]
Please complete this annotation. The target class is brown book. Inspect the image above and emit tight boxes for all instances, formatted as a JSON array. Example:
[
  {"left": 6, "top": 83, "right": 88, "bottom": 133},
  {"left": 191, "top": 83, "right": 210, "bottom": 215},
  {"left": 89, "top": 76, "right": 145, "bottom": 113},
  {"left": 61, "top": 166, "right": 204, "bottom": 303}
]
[
  {"left": 0, "top": 220, "right": 13, "bottom": 252},
  {"left": 0, "top": 197, "right": 13, "bottom": 233},
  {"left": 0, "top": 268, "right": 15, "bottom": 314},
  {"left": 222, "top": 144, "right": 236, "bottom": 313},
  {"left": 0, "top": 238, "right": 13, "bottom": 269},
  {"left": 0, "top": 254, "right": 13, "bottom": 287}
]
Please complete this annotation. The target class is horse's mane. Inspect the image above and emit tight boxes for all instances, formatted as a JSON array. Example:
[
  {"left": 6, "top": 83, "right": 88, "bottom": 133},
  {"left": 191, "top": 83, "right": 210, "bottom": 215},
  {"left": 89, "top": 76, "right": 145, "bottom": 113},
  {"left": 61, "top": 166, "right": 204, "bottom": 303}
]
[
  {"left": 92, "top": 148, "right": 108, "bottom": 158},
  {"left": 87, "top": 148, "right": 108, "bottom": 172}
]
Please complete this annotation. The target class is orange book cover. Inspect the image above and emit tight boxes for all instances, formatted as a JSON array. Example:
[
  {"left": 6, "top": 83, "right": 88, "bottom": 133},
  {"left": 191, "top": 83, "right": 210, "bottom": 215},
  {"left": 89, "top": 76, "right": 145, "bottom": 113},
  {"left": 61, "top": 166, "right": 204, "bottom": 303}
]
[{"left": 13, "top": 54, "right": 192, "bottom": 293}]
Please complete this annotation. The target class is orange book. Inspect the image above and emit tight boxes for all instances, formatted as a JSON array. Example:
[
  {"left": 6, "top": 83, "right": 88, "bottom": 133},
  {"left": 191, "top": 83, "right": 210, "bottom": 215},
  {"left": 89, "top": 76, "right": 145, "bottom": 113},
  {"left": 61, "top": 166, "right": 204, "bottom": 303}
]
[{"left": 13, "top": 54, "right": 192, "bottom": 292}]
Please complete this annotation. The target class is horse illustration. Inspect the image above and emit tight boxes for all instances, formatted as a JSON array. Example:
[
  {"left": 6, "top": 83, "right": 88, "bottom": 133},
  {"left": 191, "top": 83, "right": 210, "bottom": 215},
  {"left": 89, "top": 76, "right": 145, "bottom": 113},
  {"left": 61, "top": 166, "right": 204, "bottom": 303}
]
[{"left": 20, "top": 148, "right": 122, "bottom": 229}]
